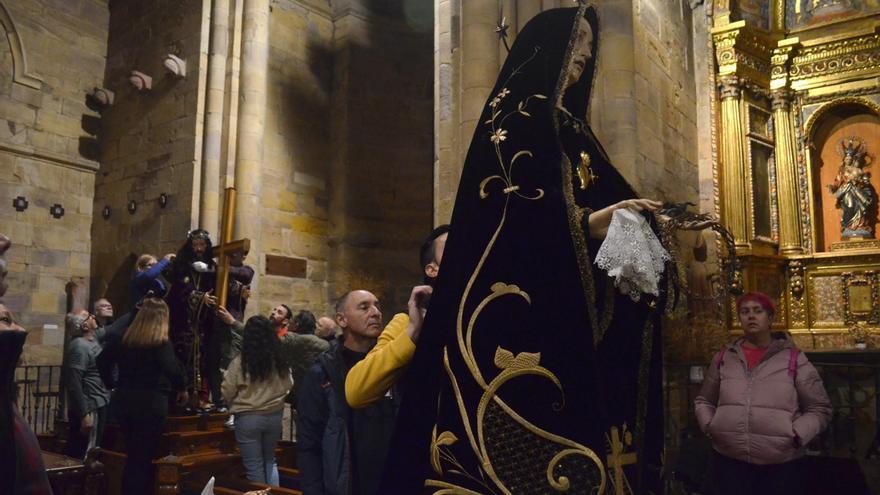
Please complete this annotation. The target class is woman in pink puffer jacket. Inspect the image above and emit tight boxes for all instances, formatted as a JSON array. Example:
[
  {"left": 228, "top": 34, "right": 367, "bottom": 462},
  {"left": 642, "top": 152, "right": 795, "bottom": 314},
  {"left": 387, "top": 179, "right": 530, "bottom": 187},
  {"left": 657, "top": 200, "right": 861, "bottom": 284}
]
[{"left": 695, "top": 292, "right": 831, "bottom": 495}]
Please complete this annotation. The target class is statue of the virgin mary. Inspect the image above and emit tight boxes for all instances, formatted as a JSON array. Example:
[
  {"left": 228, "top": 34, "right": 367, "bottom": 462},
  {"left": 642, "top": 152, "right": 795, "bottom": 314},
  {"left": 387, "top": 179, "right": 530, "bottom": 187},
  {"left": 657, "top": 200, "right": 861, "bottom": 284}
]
[{"left": 382, "top": 5, "right": 667, "bottom": 494}]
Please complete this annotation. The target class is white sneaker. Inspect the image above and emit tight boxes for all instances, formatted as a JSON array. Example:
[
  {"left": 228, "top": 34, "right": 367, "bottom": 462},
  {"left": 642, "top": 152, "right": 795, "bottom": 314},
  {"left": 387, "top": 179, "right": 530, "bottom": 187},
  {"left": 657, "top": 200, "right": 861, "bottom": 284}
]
[{"left": 225, "top": 414, "right": 235, "bottom": 429}]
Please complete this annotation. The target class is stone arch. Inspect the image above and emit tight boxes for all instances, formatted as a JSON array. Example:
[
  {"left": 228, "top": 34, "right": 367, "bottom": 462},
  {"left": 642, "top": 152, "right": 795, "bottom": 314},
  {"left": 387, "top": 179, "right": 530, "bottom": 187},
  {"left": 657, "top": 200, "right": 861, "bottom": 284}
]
[{"left": 0, "top": 1, "right": 42, "bottom": 89}]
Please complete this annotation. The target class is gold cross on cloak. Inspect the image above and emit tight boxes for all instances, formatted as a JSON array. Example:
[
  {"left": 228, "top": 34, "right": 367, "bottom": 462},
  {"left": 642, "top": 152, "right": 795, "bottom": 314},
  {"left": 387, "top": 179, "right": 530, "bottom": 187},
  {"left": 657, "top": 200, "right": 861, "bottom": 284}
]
[
  {"left": 214, "top": 187, "right": 250, "bottom": 308},
  {"left": 606, "top": 424, "right": 637, "bottom": 495}
]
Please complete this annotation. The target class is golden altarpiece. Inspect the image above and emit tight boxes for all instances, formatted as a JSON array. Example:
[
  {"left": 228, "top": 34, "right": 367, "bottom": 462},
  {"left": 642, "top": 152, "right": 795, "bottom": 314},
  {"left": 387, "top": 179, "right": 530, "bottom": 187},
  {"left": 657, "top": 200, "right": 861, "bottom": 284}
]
[{"left": 711, "top": 0, "right": 880, "bottom": 350}]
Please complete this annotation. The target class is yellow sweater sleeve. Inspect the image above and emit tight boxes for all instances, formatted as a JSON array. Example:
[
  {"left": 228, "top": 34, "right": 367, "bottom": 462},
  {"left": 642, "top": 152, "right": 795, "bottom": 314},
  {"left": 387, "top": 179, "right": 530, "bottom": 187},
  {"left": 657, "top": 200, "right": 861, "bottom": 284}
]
[{"left": 345, "top": 312, "right": 414, "bottom": 408}]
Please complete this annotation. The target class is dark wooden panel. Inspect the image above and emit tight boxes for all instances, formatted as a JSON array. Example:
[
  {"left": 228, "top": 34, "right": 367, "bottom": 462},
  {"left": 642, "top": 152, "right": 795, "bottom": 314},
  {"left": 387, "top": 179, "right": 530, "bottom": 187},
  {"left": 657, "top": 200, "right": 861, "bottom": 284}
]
[{"left": 265, "top": 255, "right": 307, "bottom": 279}]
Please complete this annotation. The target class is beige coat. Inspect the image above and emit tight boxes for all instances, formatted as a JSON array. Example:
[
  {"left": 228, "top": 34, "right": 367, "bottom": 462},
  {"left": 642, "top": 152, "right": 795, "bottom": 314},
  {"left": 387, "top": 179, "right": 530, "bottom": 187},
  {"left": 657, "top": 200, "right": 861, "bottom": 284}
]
[
  {"left": 221, "top": 355, "right": 293, "bottom": 415},
  {"left": 694, "top": 336, "right": 831, "bottom": 465}
]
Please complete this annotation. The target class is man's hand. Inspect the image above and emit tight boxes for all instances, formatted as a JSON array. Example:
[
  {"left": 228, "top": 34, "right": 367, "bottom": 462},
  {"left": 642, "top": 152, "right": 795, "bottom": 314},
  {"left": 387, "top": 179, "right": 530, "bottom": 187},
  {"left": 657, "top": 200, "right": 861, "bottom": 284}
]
[
  {"left": 215, "top": 306, "right": 236, "bottom": 326},
  {"left": 80, "top": 412, "right": 94, "bottom": 432},
  {"left": 405, "top": 285, "right": 433, "bottom": 343},
  {"left": 176, "top": 390, "right": 189, "bottom": 406},
  {"left": 163, "top": 253, "right": 176, "bottom": 262},
  {"left": 203, "top": 291, "right": 217, "bottom": 307}
]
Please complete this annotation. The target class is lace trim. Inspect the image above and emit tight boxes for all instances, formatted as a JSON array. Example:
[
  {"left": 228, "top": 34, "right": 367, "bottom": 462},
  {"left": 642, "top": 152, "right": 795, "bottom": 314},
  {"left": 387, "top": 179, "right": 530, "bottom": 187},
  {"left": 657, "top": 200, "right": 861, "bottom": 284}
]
[{"left": 594, "top": 208, "right": 669, "bottom": 302}]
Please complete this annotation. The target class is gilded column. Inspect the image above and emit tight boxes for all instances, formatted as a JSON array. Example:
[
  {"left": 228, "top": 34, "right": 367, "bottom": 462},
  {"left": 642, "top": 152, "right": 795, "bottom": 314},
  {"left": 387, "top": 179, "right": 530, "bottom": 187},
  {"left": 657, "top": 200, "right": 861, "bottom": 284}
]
[
  {"left": 516, "top": 0, "right": 541, "bottom": 33},
  {"left": 718, "top": 75, "right": 751, "bottom": 249},
  {"left": 234, "top": 0, "right": 268, "bottom": 311},
  {"left": 772, "top": 88, "right": 804, "bottom": 254},
  {"left": 772, "top": 0, "right": 786, "bottom": 32}
]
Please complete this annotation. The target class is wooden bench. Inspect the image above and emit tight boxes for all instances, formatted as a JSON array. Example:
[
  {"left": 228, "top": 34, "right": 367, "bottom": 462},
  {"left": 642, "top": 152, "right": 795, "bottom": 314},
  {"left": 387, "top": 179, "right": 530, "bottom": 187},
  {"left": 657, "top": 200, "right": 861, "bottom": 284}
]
[
  {"left": 95, "top": 411, "right": 301, "bottom": 494},
  {"left": 183, "top": 474, "right": 303, "bottom": 495}
]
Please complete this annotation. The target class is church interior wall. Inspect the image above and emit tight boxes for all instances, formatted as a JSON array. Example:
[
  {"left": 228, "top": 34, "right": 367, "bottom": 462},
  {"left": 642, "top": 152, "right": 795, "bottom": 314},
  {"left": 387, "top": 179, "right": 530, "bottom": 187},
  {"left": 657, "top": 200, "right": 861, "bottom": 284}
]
[
  {"left": 258, "top": 0, "right": 434, "bottom": 316},
  {"left": 631, "top": 0, "right": 699, "bottom": 202},
  {"left": 326, "top": 1, "right": 434, "bottom": 312},
  {"left": 89, "top": 0, "right": 207, "bottom": 315},
  {"left": 0, "top": 0, "right": 109, "bottom": 364},
  {"left": 259, "top": 1, "right": 335, "bottom": 316}
]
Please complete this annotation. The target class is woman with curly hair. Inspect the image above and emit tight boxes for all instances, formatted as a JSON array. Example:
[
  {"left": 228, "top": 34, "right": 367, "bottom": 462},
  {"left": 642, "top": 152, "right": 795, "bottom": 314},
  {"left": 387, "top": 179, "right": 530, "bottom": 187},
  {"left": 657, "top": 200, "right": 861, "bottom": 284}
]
[{"left": 222, "top": 315, "right": 293, "bottom": 485}]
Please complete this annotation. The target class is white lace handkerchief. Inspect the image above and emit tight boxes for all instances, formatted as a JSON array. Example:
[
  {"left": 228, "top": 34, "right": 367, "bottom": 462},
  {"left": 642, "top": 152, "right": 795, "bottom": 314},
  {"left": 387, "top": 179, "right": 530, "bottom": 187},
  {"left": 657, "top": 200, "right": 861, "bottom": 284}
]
[{"left": 594, "top": 208, "right": 669, "bottom": 302}]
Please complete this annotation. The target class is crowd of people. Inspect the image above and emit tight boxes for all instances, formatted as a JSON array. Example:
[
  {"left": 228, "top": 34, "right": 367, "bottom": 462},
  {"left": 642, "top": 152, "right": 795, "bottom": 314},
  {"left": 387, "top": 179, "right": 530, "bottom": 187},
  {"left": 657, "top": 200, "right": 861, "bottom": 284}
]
[
  {"left": 1, "top": 224, "right": 835, "bottom": 495},
  {"left": 0, "top": 215, "right": 834, "bottom": 495},
  {"left": 0, "top": 223, "right": 446, "bottom": 495}
]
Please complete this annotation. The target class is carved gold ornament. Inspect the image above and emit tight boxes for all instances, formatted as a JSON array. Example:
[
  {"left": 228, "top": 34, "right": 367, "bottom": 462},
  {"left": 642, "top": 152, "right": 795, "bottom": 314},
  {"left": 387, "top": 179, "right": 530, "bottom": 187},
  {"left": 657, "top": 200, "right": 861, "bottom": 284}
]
[
  {"left": 577, "top": 151, "right": 598, "bottom": 190},
  {"left": 606, "top": 424, "right": 637, "bottom": 495}
]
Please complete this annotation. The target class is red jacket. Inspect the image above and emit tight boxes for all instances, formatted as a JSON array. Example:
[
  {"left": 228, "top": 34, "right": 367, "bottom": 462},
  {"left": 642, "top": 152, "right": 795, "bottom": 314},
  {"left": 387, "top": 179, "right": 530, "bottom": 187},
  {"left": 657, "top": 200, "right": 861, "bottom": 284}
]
[{"left": 694, "top": 335, "right": 831, "bottom": 465}]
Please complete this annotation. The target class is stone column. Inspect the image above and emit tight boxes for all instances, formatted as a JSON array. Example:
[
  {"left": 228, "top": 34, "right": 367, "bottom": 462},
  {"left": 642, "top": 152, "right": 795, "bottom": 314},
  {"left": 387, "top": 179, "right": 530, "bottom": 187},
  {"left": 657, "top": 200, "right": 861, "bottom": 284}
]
[
  {"left": 234, "top": 0, "right": 268, "bottom": 308},
  {"left": 772, "top": 88, "right": 804, "bottom": 254},
  {"left": 435, "top": 0, "right": 457, "bottom": 224},
  {"left": 200, "top": 0, "right": 231, "bottom": 236},
  {"left": 459, "top": 0, "right": 500, "bottom": 165},
  {"left": 500, "top": 0, "right": 517, "bottom": 62},
  {"left": 718, "top": 75, "right": 751, "bottom": 249},
  {"left": 516, "top": 0, "right": 541, "bottom": 32}
]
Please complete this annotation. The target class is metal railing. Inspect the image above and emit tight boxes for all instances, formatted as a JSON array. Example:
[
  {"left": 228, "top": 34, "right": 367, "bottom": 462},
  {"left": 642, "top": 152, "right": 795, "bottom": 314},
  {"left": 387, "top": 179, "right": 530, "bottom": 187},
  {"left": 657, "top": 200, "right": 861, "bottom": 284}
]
[{"left": 15, "top": 365, "right": 63, "bottom": 435}]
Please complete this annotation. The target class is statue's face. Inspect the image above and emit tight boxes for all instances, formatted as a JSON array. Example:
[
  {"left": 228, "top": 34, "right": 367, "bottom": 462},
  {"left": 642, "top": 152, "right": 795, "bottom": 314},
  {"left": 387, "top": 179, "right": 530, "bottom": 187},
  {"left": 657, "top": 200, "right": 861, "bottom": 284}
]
[
  {"left": 191, "top": 237, "right": 208, "bottom": 257},
  {"left": 564, "top": 17, "right": 593, "bottom": 90},
  {"left": 844, "top": 154, "right": 853, "bottom": 167},
  {"left": 0, "top": 303, "right": 24, "bottom": 332}
]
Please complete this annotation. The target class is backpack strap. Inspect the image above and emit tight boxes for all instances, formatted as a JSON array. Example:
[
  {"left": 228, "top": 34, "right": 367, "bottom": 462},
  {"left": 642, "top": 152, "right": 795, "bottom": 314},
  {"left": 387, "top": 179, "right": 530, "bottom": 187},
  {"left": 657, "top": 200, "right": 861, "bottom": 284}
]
[{"left": 788, "top": 348, "right": 799, "bottom": 380}]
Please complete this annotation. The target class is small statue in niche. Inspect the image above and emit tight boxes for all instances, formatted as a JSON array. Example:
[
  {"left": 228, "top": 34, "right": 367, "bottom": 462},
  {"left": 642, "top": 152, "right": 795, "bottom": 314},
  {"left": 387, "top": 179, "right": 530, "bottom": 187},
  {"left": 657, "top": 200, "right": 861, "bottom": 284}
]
[{"left": 827, "top": 136, "right": 876, "bottom": 238}]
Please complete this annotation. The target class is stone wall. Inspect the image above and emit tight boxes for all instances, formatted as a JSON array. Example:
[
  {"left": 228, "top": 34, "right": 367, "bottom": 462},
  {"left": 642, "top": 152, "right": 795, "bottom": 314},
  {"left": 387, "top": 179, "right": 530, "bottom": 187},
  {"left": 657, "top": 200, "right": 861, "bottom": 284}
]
[
  {"left": 255, "top": 0, "right": 434, "bottom": 317},
  {"left": 259, "top": 1, "right": 335, "bottom": 316},
  {"left": 90, "top": 0, "right": 206, "bottom": 313},
  {"left": 0, "top": 0, "right": 108, "bottom": 364},
  {"left": 589, "top": 0, "right": 700, "bottom": 202},
  {"left": 327, "top": 1, "right": 434, "bottom": 313}
]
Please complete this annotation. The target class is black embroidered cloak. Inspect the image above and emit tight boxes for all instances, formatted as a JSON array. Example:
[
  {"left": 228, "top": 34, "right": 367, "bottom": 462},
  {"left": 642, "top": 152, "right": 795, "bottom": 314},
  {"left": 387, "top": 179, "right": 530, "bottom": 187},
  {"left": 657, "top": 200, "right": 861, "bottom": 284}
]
[{"left": 381, "top": 5, "right": 664, "bottom": 494}]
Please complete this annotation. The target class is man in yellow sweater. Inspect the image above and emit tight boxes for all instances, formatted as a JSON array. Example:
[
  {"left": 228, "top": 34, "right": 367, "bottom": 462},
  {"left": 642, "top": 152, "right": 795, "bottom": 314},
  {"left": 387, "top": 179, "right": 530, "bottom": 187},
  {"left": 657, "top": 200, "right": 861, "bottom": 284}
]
[{"left": 344, "top": 225, "right": 448, "bottom": 408}]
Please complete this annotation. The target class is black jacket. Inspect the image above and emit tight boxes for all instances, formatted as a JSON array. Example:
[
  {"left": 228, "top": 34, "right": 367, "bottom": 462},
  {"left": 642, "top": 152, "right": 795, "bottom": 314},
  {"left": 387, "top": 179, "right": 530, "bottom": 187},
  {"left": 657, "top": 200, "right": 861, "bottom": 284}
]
[
  {"left": 296, "top": 339, "right": 397, "bottom": 495},
  {"left": 98, "top": 338, "right": 186, "bottom": 400}
]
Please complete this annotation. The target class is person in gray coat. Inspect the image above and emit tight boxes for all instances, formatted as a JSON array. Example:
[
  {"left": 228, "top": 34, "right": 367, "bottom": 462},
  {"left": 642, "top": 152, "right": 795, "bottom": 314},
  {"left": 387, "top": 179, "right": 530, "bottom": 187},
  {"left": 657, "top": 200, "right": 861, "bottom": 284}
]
[{"left": 695, "top": 292, "right": 831, "bottom": 495}]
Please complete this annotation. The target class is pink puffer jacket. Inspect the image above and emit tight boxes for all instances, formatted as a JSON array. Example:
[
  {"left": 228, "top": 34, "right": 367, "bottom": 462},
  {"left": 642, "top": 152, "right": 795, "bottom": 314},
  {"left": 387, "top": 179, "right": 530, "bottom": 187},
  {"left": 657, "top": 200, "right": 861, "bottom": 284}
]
[{"left": 694, "top": 335, "right": 831, "bottom": 465}]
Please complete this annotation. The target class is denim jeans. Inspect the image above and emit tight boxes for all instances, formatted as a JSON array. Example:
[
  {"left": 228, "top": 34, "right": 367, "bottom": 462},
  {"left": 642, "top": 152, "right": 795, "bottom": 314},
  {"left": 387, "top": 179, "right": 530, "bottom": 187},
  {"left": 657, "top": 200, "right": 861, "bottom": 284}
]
[{"left": 234, "top": 409, "right": 283, "bottom": 485}]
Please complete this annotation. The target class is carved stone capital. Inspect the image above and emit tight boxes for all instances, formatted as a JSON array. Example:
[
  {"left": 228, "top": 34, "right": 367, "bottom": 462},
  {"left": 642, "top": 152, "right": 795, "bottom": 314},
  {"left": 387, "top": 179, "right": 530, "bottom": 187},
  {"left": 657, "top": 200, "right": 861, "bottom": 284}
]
[
  {"left": 771, "top": 88, "right": 794, "bottom": 111},
  {"left": 719, "top": 75, "right": 741, "bottom": 99}
]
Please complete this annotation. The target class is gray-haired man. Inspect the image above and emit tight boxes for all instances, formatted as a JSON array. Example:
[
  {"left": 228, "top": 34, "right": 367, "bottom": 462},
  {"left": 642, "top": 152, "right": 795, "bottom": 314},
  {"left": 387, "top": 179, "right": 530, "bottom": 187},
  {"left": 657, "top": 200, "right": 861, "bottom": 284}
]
[{"left": 63, "top": 309, "right": 110, "bottom": 459}]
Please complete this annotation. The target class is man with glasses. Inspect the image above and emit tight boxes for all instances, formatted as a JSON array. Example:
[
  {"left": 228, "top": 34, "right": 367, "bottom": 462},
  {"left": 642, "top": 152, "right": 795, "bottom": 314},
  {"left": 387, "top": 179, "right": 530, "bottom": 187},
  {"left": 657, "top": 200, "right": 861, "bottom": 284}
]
[
  {"left": 92, "top": 298, "right": 114, "bottom": 330},
  {"left": 63, "top": 309, "right": 111, "bottom": 459}
]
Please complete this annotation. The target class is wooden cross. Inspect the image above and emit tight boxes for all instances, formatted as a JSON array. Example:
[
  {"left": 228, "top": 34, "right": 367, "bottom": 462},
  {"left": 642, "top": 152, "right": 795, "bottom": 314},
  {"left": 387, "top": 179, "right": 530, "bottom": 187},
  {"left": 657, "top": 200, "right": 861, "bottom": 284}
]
[
  {"left": 606, "top": 424, "right": 637, "bottom": 495},
  {"left": 214, "top": 187, "right": 250, "bottom": 308}
]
